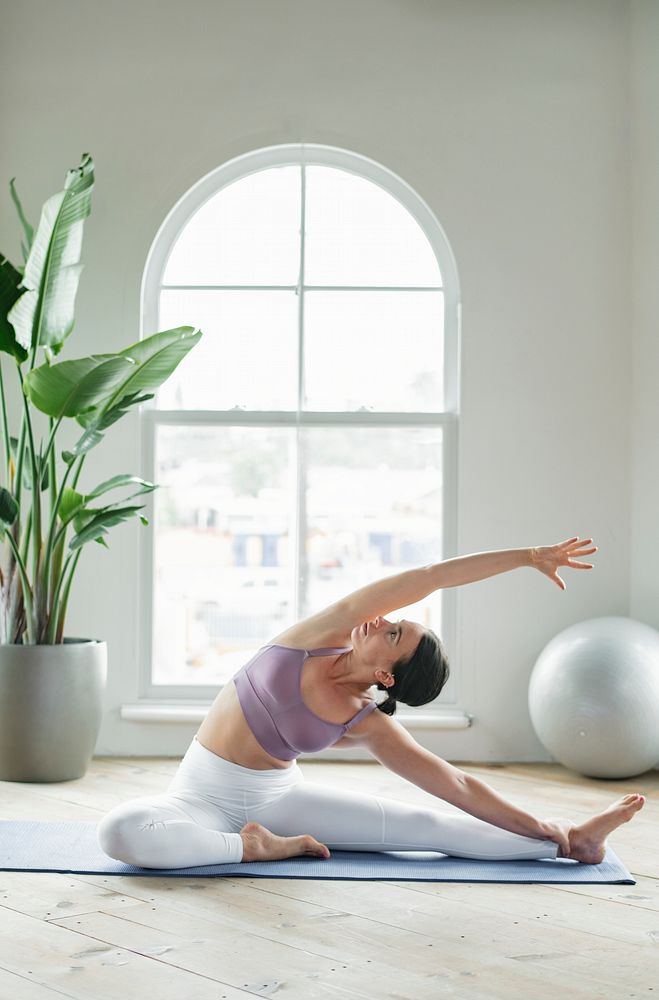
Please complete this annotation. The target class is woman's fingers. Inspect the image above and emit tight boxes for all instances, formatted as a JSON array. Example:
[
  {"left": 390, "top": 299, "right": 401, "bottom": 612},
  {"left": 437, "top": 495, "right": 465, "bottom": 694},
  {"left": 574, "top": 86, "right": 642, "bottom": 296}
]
[
  {"left": 559, "top": 538, "right": 598, "bottom": 562},
  {"left": 563, "top": 537, "right": 594, "bottom": 550}
]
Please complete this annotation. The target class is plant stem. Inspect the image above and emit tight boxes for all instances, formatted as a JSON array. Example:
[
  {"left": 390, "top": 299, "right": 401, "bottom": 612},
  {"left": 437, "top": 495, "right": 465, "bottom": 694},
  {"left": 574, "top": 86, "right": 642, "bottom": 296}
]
[
  {"left": 3, "top": 355, "right": 29, "bottom": 641},
  {"left": 46, "top": 412, "right": 59, "bottom": 621},
  {"left": 3, "top": 529, "right": 35, "bottom": 644},
  {"left": 49, "top": 531, "right": 66, "bottom": 627},
  {"left": 44, "top": 454, "right": 86, "bottom": 643},
  {"left": 0, "top": 356, "right": 12, "bottom": 485},
  {"left": 56, "top": 548, "right": 82, "bottom": 643},
  {"left": 47, "top": 546, "right": 81, "bottom": 645},
  {"left": 41, "top": 453, "right": 75, "bottom": 626},
  {"left": 17, "top": 368, "right": 42, "bottom": 638}
]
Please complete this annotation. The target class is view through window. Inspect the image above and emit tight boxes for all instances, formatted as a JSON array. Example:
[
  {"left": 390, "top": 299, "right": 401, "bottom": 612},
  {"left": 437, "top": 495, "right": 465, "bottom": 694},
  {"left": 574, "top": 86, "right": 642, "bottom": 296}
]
[{"left": 147, "top": 156, "right": 451, "bottom": 687}]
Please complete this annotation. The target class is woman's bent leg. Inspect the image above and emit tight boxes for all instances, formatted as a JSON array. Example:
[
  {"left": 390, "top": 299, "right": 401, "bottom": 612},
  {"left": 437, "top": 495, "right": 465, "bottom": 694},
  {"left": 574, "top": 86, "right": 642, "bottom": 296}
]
[
  {"left": 249, "top": 782, "right": 559, "bottom": 861},
  {"left": 97, "top": 792, "right": 244, "bottom": 869}
]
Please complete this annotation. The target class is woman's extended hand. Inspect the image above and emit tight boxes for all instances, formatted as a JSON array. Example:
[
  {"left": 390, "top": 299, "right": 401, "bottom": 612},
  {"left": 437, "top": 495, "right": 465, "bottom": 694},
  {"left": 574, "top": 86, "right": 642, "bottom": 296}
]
[{"left": 529, "top": 536, "right": 597, "bottom": 591}]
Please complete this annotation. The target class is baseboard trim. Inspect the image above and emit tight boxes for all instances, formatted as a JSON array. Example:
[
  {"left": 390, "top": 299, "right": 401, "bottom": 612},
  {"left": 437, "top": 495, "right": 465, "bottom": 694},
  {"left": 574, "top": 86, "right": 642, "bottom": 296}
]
[{"left": 120, "top": 702, "right": 474, "bottom": 729}]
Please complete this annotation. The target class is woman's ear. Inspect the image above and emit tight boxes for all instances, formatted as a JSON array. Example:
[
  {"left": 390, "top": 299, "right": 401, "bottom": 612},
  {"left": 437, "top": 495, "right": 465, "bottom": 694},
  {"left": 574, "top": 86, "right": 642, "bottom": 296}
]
[{"left": 374, "top": 669, "right": 395, "bottom": 689}]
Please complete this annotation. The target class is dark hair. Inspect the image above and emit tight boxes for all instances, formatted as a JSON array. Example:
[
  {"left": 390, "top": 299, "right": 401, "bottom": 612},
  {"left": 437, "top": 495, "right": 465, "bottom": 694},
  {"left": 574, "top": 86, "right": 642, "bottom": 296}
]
[{"left": 375, "top": 627, "right": 450, "bottom": 716}]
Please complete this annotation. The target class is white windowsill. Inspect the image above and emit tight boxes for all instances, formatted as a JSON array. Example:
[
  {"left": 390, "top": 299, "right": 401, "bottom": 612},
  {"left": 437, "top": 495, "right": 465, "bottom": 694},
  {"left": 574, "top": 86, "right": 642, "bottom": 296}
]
[{"left": 120, "top": 702, "right": 474, "bottom": 729}]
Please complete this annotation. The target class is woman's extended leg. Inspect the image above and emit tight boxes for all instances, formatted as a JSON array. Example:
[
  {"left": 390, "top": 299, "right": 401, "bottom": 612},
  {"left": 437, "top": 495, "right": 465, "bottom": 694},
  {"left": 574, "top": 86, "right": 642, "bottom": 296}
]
[{"left": 245, "top": 780, "right": 560, "bottom": 861}]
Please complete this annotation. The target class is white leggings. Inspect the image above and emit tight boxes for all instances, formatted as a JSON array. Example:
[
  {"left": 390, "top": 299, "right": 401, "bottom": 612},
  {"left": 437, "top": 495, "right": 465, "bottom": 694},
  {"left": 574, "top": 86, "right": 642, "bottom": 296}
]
[{"left": 97, "top": 735, "right": 559, "bottom": 870}]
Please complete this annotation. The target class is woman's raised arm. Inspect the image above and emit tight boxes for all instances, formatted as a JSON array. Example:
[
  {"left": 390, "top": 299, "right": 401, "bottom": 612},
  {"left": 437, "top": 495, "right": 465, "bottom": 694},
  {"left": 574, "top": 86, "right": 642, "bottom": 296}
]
[
  {"left": 273, "top": 537, "right": 597, "bottom": 647},
  {"left": 335, "top": 536, "right": 597, "bottom": 622}
]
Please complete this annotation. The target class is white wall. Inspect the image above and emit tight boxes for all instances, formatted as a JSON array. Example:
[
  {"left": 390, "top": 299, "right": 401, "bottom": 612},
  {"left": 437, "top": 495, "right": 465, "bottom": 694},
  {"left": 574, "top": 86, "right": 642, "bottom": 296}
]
[
  {"left": 630, "top": 0, "right": 659, "bottom": 630},
  {"left": 1, "top": 0, "right": 648, "bottom": 762}
]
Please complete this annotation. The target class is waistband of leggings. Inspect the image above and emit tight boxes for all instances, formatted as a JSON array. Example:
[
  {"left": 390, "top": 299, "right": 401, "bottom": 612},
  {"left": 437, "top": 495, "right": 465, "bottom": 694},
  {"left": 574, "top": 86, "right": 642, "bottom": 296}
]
[{"left": 187, "top": 735, "right": 301, "bottom": 782}]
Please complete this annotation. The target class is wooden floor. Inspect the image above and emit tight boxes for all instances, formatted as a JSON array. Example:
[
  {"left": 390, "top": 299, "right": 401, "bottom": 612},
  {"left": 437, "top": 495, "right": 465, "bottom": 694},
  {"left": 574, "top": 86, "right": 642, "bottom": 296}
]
[{"left": 1, "top": 755, "right": 658, "bottom": 999}]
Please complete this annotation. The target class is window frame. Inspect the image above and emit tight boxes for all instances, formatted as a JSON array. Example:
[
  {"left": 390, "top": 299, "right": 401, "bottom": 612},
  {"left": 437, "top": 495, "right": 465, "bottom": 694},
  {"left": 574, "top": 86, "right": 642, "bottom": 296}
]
[{"left": 138, "top": 142, "right": 461, "bottom": 710}]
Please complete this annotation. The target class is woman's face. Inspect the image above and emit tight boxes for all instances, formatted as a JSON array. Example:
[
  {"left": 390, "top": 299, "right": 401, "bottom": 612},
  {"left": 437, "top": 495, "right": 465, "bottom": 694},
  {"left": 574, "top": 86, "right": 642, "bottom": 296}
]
[{"left": 351, "top": 616, "right": 425, "bottom": 671}]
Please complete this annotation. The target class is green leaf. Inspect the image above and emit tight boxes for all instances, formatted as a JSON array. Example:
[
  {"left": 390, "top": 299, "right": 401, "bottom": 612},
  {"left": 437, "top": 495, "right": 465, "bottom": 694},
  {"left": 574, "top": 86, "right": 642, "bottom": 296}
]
[
  {"left": 77, "top": 325, "right": 202, "bottom": 428},
  {"left": 0, "top": 253, "right": 29, "bottom": 362},
  {"left": 85, "top": 474, "right": 157, "bottom": 501},
  {"left": 0, "top": 486, "right": 19, "bottom": 528},
  {"left": 9, "top": 436, "right": 49, "bottom": 491},
  {"left": 23, "top": 327, "right": 199, "bottom": 463},
  {"left": 53, "top": 476, "right": 156, "bottom": 534},
  {"left": 23, "top": 354, "right": 136, "bottom": 418},
  {"left": 9, "top": 177, "right": 34, "bottom": 266},
  {"left": 69, "top": 503, "right": 146, "bottom": 551},
  {"left": 7, "top": 153, "right": 94, "bottom": 357},
  {"left": 58, "top": 487, "right": 85, "bottom": 524},
  {"left": 67, "top": 390, "right": 154, "bottom": 460}
]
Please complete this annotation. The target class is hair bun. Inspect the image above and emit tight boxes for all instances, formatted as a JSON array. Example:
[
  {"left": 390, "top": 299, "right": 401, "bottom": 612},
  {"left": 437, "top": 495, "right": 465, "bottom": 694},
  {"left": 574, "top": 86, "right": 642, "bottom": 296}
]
[{"left": 376, "top": 692, "right": 398, "bottom": 717}]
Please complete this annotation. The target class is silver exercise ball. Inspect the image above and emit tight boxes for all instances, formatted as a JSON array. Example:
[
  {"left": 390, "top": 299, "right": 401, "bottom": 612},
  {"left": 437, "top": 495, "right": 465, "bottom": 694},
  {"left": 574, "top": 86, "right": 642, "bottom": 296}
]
[{"left": 528, "top": 616, "right": 659, "bottom": 779}]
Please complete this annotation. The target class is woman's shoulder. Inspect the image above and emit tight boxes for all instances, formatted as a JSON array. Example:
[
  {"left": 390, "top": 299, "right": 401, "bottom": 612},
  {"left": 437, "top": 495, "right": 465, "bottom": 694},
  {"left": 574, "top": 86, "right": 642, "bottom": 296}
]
[
  {"left": 268, "top": 600, "right": 358, "bottom": 650},
  {"left": 268, "top": 622, "right": 352, "bottom": 651}
]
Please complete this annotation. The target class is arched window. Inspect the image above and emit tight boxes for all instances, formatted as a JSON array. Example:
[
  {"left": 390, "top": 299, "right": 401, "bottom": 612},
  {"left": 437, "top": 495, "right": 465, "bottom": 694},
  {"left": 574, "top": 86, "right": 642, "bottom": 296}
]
[{"left": 139, "top": 144, "right": 460, "bottom": 709}]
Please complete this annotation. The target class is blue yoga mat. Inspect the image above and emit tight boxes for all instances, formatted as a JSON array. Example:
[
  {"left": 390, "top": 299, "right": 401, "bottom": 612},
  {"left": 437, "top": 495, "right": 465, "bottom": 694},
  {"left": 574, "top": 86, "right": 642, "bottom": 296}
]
[{"left": 0, "top": 820, "right": 635, "bottom": 882}]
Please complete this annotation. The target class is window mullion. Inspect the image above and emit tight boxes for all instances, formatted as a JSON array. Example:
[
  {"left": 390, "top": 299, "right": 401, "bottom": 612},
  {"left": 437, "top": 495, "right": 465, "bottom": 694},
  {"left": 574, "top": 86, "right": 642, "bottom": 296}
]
[{"left": 294, "top": 163, "right": 307, "bottom": 622}]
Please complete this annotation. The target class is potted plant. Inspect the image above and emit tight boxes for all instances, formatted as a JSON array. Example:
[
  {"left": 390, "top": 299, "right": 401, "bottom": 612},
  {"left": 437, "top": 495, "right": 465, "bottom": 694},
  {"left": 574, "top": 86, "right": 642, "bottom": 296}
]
[{"left": 0, "top": 153, "right": 202, "bottom": 781}]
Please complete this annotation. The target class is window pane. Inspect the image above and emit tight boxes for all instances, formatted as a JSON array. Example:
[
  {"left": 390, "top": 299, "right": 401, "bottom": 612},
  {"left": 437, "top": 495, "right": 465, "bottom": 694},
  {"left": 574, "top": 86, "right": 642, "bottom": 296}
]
[
  {"left": 162, "top": 166, "right": 301, "bottom": 286},
  {"left": 305, "top": 166, "right": 442, "bottom": 287},
  {"left": 304, "top": 290, "right": 444, "bottom": 411},
  {"left": 152, "top": 425, "right": 295, "bottom": 685},
  {"left": 300, "top": 425, "right": 444, "bottom": 639},
  {"left": 156, "top": 290, "right": 298, "bottom": 410}
]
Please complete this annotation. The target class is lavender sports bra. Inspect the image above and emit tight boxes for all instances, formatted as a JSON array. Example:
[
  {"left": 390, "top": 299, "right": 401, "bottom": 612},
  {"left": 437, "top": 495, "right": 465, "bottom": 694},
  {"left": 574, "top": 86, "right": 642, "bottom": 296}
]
[{"left": 233, "top": 644, "right": 379, "bottom": 761}]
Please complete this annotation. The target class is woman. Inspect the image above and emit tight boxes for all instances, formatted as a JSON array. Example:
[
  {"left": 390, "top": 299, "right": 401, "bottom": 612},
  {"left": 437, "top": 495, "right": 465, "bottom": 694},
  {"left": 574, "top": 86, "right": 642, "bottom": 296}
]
[{"left": 98, "top": 536, "right": 645, "bottom": 869}]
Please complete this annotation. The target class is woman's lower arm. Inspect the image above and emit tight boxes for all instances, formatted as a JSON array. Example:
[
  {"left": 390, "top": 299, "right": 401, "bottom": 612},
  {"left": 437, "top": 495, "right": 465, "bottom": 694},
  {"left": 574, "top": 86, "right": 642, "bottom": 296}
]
[
  {"left": 428, "top": 548, "right": 533, "bottom": 590},
  {"left": 338, "top": 547, "right": 536, "bottom": 622},
  {"left": 451, "top": 773, "right": 550, "bottom": 841}
]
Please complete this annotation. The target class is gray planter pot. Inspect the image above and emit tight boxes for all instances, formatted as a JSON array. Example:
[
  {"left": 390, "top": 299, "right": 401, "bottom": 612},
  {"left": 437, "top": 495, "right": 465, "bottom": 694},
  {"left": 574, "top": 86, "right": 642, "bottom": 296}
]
[{"left": 0, "top": 637, "right": 107, "bottom": 782}]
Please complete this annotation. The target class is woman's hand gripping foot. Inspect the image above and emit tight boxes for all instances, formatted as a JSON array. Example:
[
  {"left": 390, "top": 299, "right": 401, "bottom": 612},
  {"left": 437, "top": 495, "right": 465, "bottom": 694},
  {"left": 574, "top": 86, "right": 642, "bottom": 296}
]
[
  {"left": 544, "top": 793, "right": 646, "bottom": 864},
  {"left": 239, "top": 821, "right": 330, "bottom": 862}
]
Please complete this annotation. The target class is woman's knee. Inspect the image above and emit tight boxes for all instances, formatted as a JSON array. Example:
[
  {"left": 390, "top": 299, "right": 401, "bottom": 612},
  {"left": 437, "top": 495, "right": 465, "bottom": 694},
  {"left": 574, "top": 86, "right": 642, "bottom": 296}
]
[{"left": 97, "top": 800, "right": 156, "bottom": 866}]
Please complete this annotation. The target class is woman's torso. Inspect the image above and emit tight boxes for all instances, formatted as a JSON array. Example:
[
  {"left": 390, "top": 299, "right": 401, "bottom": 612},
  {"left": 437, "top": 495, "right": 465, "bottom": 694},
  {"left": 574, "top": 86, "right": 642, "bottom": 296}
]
[{"left": 196, "top": 648, "right": 372, "bottom": 770}]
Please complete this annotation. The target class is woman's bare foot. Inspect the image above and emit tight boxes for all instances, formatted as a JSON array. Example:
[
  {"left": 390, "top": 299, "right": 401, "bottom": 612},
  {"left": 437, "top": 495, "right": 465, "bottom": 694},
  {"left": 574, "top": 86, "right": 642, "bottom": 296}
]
[
  {"left": 550, "top": 794, "right": 645, "bottom": 864},
  {"left": 239, "top": 821, "right": 330, "bottom": 862}
]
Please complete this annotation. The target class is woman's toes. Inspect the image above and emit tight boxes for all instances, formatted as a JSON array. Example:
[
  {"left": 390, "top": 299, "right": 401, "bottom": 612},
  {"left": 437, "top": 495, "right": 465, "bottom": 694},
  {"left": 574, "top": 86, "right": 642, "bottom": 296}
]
[{"left": 302, "top": 835, "right": 330, "bottom": 858}]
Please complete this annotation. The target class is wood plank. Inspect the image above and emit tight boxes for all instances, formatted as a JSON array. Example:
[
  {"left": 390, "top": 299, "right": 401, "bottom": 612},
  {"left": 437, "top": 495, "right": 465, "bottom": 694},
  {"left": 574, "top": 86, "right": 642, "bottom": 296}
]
[
  {"left": 0, "top": 905, "right": 252, "bottom": 1000},
  {"left": 390, "top": 876, "right": 659, "bottom": 945},
  {"left": 50, "top": 904, "right": 442, "bottom": 1000},
  {"left": 0, "top": 963, "right": 77, "bottom": 999},
  {"left": 469, "top": 761, "right": 659, "bottom": 792},
  {"left": 49, "top": 892, "right": 652, "bottom": 999},
  {"left": 0, "top": 871, "right": 160, "bottom": 922},
  {"left": 546, "top": 874, "right": 659, "bottom": 909},
  {"left": 221, "top": 872, "right": 659, "bottom": 947}
]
